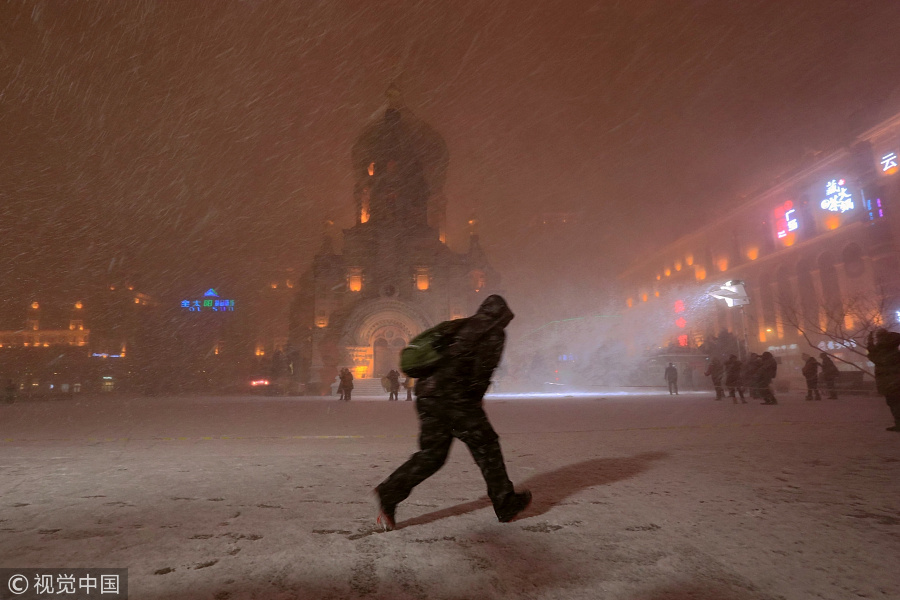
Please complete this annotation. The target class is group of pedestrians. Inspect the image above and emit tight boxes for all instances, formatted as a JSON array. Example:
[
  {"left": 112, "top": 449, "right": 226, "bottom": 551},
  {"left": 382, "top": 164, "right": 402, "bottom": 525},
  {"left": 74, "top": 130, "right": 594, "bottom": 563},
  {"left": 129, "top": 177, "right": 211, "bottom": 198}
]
[
  {"left": 336, "top": 367, "right": 354, "bottom": 401},
  {"left": 800, "top": 353, "right": 840, "bottom": 401},
  {"left": 666, "top": 352, "right": 779, "bottom": 404}
]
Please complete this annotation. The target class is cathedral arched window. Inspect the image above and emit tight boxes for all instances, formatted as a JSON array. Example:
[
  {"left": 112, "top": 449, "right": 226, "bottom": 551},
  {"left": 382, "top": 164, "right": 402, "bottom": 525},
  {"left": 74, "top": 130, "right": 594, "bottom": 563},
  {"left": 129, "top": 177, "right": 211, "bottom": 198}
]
[{"left": 415, "top": 268, "right": 430, "bottom": 291}]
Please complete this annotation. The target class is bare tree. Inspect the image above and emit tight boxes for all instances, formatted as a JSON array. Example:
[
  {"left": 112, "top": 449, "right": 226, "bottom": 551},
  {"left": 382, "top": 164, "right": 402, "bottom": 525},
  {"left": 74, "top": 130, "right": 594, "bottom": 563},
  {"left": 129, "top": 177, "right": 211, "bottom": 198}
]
[{"left": 778, "top": 289, "right": 893, "bottom": 378}]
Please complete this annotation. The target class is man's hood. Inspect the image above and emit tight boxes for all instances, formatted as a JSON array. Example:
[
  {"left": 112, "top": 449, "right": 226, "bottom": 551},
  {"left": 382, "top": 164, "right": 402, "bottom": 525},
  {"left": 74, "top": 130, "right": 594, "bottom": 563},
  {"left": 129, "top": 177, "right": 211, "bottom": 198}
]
[{"left": 475, "top": 295, "right": 514, "bottom": 329}]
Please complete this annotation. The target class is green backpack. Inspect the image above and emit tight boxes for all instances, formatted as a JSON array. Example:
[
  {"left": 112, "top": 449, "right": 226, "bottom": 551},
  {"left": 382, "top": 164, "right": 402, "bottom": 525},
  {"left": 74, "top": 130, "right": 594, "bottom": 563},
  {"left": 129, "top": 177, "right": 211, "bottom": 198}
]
[{"left": 400, "top": 319, "right": 465, "bottom": 378}]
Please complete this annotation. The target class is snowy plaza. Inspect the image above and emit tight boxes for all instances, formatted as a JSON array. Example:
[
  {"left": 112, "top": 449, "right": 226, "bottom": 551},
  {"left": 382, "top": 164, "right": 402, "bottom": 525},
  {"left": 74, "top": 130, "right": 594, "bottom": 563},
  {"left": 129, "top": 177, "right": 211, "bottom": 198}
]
[{"left": 1, "top": 391, "right": 898, "bottom": 600}]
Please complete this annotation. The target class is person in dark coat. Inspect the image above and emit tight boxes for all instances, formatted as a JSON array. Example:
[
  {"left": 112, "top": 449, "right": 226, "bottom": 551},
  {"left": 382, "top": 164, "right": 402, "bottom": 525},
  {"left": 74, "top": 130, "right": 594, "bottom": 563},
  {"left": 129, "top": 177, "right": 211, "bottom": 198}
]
[
  {"left": 387, "top": 369, "right": 401, "bottom": 401},
  {"left": 801, "top": 354, "right": 822, "bottom": 401},
  {"left": 704, "top": 357, "right": 725, "bottom": 400},
  {"left": 758, "top": 351, "right": 778, "bottom": 405},
  {"left": 724, "top": 355, "right": 746, "bottom": 403},
  {"left": 340, "top": 368, "right": 354, "bottom": 401},
  {"left": 819, "top": 353, "right": 839, "bottom": 399},
  {"left": 742, "top": 353, "right": 760, "bottom": 398},
  {"left": 866, "top": 328, "right": 900, "bottom": 431},
  {"left": 664, "top": 363, "right": 678, "bottom": 395},
  {"left": 403, "top": 375, "right": 414, "bottom": 401},
  {"left": 375, "top": 295, "right": 531, "bottom": 530}
]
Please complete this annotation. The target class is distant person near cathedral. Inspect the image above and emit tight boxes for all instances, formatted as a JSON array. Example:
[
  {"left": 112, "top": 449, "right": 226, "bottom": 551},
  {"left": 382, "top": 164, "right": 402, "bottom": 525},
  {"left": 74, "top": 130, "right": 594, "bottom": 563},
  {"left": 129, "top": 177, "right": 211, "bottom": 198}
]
[
  {"left": 724, "top": 355, "right": 746, "bottom": 403},
  {"left": 403, "top": 375, "right": 414, "bottom": 401},
  {"left": 340, "top": 368, "right": 354, "bottom": 401},
  {"left": 801, "top": 353, "right": 822, "bottom": 401},
  {"left": 819, "top": 353, "right": 839, "bottom": 399},
  {"left": 664, "top": 363, "right": 678, "bottom": 395},
  {"left": 374, "top": 295, "right": 531, "bottom": 531},
  {"left": 758, "top": 352, "right": 779, "bottom": 405},
  {"left": 705, "top": 357, "right": 725, "bottom": 400},
  {"left": 387, "top": 369, "right": 401, "bottom": 401},
  {"left": 866, "top": 328, "right": 900, "bottom": 432}
]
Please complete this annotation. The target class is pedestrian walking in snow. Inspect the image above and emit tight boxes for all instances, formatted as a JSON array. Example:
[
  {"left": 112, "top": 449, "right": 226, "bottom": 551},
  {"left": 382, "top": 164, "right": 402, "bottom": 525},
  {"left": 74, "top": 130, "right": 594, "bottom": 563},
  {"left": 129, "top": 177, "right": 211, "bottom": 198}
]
[
  {"left": 866, "top": 328, "right": 900, "bottom": 432},
  {"left": 819, "top": 353, "right": 839, "bottom": 399},
  {"left": 664, "top": 362, "right": 679, "bottom": 395},
  {"left": 340, "top": 368, "right": 354, "bottom": 401},
  {"left": 758, "top": 351, "right": 778, "bottom": 405},
  {"left": 375, "top": 295, "right": 531, "bottom": 530},
  {"left": 742, "top": 353, "right": 761, "bottom": 399},
  {"left": 403, "top": 375, "right": 414, "bottom": 401},
  {"left": 801, "top": 354, "right": 821, "bottom": 401},
  {"left": 705, "top": 357, "right": 725, "bottom": 400},
  {"left": 724, "top": 355, "right": 745, "bottom": 403},
  {"left": 387, "top": 369, "right": 401, "bottom": 401}
]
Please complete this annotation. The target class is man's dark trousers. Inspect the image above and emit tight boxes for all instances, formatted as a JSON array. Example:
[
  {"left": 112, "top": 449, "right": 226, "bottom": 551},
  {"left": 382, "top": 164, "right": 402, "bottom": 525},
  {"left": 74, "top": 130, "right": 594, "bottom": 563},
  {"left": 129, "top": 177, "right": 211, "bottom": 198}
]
[{"left": 377, "top": 396, "right": 515, "bottom": 517}]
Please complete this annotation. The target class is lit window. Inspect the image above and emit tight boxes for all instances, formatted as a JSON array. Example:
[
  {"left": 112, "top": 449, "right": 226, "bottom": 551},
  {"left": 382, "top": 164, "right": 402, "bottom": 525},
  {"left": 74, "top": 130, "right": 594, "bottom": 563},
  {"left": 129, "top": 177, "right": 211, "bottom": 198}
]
[
  {"left": 360, "top": 187, "right": 371, "bottom": 223},
  {"left": 685, "top": 255, "right": 694, "bottom": 266},
  {"left": 717, "top": 258, "right": 728, "bottom": 272},
  {"left": 746, "top": 247, "right": 759, "bottom": 261},
  {"left": 368, "top": 162, "right": 375, "bottom": 176},
  {"left": 664, "top": 268, "right": 671, "bottom": 277},
  {"left": 315, "top": 316, "right": 329, "bottom": 328},
  {"left": 626, "top": 298, "right": 633, "bottom": 308},
  {"left": 348, "top": 268, "right": 363, "bottom": 292},
  {"left": 74, "top": 301, "right": 83, "bottom": 310},
  {"left": 694, "top": 266, "right": 706, "bottom": 281},
  {"left": 30, "top": 302, "right": 39, "bottom": 310},
  {"left": 415, "top": 268, "right": 430, "bottom": 291}
]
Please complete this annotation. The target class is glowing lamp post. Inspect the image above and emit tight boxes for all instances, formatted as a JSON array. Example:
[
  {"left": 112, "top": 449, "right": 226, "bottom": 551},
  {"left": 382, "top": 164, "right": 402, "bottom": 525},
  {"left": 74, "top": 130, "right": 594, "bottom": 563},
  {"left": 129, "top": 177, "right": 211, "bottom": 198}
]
[{"left": 709, "top": 280, "right": 751, "bottom": 360}]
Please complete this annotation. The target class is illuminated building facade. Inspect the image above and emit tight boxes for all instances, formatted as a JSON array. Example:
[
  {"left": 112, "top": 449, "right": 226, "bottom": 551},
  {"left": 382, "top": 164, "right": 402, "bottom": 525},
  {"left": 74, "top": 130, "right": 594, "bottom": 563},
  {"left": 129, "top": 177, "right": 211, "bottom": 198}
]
[
  {"left": 288, "top": 88, "right": 499, "bottom": 393},
  {"left": 619, "top": 110, "right": 900, "bottom": 382},
  {"left": 0, "top": 284, "right": 153, "bottom": 394}
]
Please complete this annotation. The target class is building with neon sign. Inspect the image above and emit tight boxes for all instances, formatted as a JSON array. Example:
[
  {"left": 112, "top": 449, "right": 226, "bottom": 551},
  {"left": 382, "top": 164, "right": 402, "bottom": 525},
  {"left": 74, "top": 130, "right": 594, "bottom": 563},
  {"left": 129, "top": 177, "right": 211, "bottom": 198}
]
[{"left": 618, "top": 109, "right": 900, "bottom": 387}]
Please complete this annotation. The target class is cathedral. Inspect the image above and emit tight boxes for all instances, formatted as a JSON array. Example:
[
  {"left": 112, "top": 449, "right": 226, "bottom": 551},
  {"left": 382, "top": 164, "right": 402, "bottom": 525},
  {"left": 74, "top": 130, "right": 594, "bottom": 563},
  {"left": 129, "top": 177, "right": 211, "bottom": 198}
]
[{"left": 288, "top": 88, "right": 499, "bottom": 394}]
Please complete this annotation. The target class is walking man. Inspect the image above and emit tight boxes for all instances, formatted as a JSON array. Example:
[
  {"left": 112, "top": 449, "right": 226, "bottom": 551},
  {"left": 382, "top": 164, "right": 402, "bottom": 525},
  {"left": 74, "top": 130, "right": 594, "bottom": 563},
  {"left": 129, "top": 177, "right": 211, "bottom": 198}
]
[
  {"left": 866, "top": 328, "right": 900, "bottom": 432},
  {"left": 705, "top": 357, "right": 725, "bottom": 400},
  {"left": 758, "top": 351, "right": 779, "bottom": 405},
  {"left": 801, "top": 353, "right": 822, "bottom": 401},
  {"left": 387, "top": 369, "right": 401, "bottom": 401},
  {"left": 374, "top": 295, "right": 531, "bottom": 530},
  {"left": 664, "top": 362, "right": 679, "bottom": 395},
  {"left": 340, "top": 368, "right": 353, "bottom": 401},
  {"left": 724, "top": 354, "right": 746, "bottom": 403}
]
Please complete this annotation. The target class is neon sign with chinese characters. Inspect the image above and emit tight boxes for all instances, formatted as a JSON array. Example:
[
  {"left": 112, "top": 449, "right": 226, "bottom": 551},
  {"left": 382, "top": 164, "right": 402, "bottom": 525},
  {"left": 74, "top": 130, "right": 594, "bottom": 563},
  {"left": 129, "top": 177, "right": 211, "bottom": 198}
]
[
  {"left": 180, "top": 288, "right": 236, "bottom": 312},
  {"left": 820, "top": 179, "right": 854, "bottom": 213},
  {"left": 774, "top": 200, "right": 799, "bottom": 242},
  {"left": 881, "top": 152, "right": 898, "bottom": 175}
]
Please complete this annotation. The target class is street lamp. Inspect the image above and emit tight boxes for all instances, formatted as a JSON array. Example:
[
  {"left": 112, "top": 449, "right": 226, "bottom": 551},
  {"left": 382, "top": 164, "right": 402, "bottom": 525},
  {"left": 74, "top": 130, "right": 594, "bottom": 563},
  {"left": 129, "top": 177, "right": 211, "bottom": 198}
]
[{"left": 709, "top": 280, "right": 751, "bottom": 360}]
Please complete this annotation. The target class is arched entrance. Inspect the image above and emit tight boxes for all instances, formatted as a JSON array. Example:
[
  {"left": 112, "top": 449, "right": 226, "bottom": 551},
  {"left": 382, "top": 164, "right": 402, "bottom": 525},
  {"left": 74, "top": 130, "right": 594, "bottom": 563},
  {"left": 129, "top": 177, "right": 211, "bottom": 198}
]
[
  {"left": 372, "top": 325, "right": 407, "bottom": 377},
  {"left": 340, "top": 298, "right": 433, "bottom": 379}
]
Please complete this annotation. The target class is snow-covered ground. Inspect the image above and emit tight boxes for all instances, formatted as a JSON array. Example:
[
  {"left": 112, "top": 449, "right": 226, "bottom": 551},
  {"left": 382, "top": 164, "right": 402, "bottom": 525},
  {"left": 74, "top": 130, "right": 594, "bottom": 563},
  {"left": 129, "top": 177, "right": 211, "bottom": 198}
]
[{"left": 1, "top": 390, "right": 898, "bottom": 600}]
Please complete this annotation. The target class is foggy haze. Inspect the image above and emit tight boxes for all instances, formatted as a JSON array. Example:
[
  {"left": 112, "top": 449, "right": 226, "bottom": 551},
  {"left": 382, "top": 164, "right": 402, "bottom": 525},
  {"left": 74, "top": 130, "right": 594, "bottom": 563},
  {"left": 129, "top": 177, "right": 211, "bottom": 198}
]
[{"left": 3, "top": 0, "right": 900, "bottom": 326}]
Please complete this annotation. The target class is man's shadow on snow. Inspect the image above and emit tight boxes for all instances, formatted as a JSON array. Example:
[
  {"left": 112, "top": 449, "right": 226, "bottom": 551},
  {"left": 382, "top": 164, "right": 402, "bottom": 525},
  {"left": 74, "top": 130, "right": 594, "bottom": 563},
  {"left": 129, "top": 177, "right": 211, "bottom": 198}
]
[{"left": 397, "top": 451, "right": 667, "bottom": 529}]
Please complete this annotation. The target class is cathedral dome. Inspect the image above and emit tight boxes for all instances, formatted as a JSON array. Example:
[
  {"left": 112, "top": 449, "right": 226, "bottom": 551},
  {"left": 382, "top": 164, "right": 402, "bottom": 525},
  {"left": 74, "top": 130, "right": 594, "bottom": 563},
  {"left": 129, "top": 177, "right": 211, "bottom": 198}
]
[{"left": 351, "top": 88, "right": 449, "bottom": 196}]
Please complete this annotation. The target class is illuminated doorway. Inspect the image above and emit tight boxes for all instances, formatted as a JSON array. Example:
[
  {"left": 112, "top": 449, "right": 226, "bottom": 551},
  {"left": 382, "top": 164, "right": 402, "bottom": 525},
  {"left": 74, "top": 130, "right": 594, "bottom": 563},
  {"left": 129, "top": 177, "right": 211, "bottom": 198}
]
[{"left": 372, "top": 327, "right": 407, "bottom": 377}]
